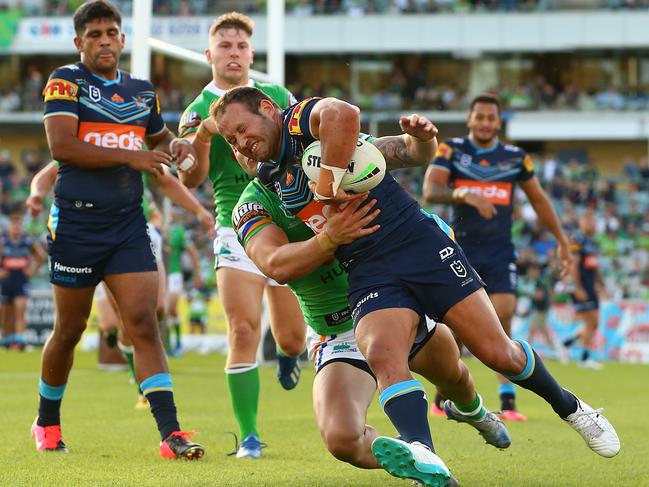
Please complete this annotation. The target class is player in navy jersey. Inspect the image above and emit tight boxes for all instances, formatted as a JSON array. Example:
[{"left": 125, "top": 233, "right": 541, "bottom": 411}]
[
  {"left": 423, "top": 93, "right": 572, "bottom": 421},
  {"left": 562, "top": 209, "right": 605, "bottom": 369},
  {"left": 32, "top": 0, "right": 203, "bottom": 459},
  {"left": 208, "top": 86, "right": 620, "bottom": 483},
  {"left": 0, "top": 207, "right": 46, "bottom": 350}
]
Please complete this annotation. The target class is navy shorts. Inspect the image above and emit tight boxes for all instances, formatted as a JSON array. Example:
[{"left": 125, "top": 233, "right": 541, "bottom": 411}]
[
  {"left": 346, "top": 213, "right": 484, "bottom": 346},
  {"left": 47, "top": 205, "right": 157, "bottom": 288},
  {"left": 0, "top": 276, "right": 30, "bottom": 303},
  {"left": 459, "top": 238, "right": 517, "bottom": 294},
  {"left": 571, "top": 288, "right": 599, "bottom": 312}
]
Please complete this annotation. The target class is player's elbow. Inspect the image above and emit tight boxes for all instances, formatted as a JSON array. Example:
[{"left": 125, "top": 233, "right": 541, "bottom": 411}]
[{"left": 320, "top": 100, "right": 360, "bottom": 131}]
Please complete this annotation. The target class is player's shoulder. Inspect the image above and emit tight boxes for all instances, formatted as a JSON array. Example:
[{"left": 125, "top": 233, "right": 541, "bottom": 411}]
[
  {"left": 122, "top": 71, "right": 156, "bottom": 91},
  {"left": 253, "top": 80, "right": 290, "bottom": 98},
  {"left": 48, "top": 63, "right": 85, "bottom": 81},
  {"left": 445, "top": 137, "right": 467, "bottom": 148},
  {"left": 179, "top": 88, "right": 215, "bottom": 135},
  {"left": 501, "top": 142, "right": 525, "bottom": 155}
]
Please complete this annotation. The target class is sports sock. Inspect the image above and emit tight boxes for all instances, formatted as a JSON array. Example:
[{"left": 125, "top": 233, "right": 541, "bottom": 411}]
[
  {"left": 581, "top": 349, "right": 590, "bottom": 362},
  {"left": 37, "top": 379, "right": 66, "bottom": 426},
  {"left": 434, "top": 392, "right": 446, "bottom": 410},
  {"left": 453, "top": 393, "right": 486, "bottom": 420},
  {"left": 226, "top": 364, "right": 260, "bottom": 438},
  {"left": 563, "top": 336, "right": 577, "bottom": 348},
  {"left": 141, "top": 373, "right": 180, "bottom": 440},
  {"left": 172, "top": 319, "right": 181, "bottom": 350},
  {"left": 118, "top": 342, "right": 141, "bottom": 394},
  {"left": 379, "top": 379, "right": 434, "bottom": 452},
  {"left": 506, "top": 339, "right": 578, "bottom": 418},
  {"left": 499, "top": 383, "right": 516, "bottom": 411}
]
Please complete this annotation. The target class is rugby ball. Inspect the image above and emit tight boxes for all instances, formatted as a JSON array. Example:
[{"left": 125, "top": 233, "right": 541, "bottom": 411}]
[{"left": 301, "top": 137, "right": 386, "bottom": 193}]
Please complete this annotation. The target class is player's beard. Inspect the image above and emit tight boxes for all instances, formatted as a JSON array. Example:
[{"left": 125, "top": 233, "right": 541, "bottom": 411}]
[{"left": 91, "top": 51, "right": 118, "bottom": 75}]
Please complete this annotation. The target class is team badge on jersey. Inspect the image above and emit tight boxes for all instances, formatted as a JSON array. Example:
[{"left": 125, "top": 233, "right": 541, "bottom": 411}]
[
  {"left": 450, "top": 260, "right": 467, "bottom": 278},
  {"left": 88, "top": 85, "right": 101, "bottom": 102},
  {"left": 43, "top": 78, "right": 78, "bottom": 102}
]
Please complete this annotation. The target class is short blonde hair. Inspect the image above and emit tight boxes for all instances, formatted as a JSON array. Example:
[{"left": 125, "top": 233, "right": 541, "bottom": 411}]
[{"left": 209, "top": 12, "right": 253, "bottom": 38}]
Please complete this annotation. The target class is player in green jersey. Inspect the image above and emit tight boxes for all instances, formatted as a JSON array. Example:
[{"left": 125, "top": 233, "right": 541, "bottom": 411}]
[
  {"left": 178, "top": 12, "right": 306, "bottom": 459},
  {"left": 166, "top": 209, "right": 203, "bottom": 356},
  {"left": 232, "top": 115, "right": 511, "bottom": 483},
  {"left": 26, "top": 161, "right": 214, "bottom": 407}
]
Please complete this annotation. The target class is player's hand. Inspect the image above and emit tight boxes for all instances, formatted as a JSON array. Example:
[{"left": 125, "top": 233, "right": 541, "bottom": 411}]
[
  {"left": 308, "top": 180, "right": 358, "bottom": 206},
  {"left": 399, "top": 114, "right": 438, "bottom": 141},
  {"left": 193, "top": 276, "right": 203, "bottom": 289},
  {"left": 555, "top": 240, "right": 572, "bottom": 278},
  {"left": 26, "top": 194, "right": 44, "bottom": 217},
  {"left": 574, "top": 287, "right": 589, "bottom": 302},
  {"left": 200, "top": 117, "right": 220, "bottom": 138},
  {"left": 129, "top": 150, "right": 172, "bottom": 177},
  {"left": 170, "top": 138, "right": 197, "bottom": 173},
  {"left": 324, "top": 193, "right": 380, "bottom": 244},
  {"left": 464, "top": 193, "right": 497, "bottom": 219},
  {"left": 197, "top": 207, "right": 216, "bottom": 239}
]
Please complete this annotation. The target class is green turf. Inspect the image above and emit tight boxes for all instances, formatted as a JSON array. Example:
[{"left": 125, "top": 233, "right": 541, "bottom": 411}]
[{"left": 1, "top": 349, "right": 644, "bottom": 486}]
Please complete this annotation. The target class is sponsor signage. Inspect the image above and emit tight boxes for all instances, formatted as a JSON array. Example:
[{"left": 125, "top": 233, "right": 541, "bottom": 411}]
[{"left": 10, "top": 17, "right": 213, "bottom": 53}]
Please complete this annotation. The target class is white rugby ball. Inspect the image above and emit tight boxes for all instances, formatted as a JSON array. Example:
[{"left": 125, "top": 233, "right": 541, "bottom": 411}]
[{"left": 301, "top": 137, "right": 386, "bottom": 193}]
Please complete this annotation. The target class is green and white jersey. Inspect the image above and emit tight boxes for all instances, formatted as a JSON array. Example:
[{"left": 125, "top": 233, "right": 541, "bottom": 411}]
[
  {"left": 179, "top": 80, "right": 295, "bottom": 228},
  {"left": 233, "top": 179, "right": 352, "bottom": 336},
  {"left": 168, "top": 225, "right": 187, "bottom": 274}
]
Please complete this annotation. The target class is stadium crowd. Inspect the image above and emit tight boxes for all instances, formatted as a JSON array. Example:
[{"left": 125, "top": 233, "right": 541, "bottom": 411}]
[
  {"left": 2, "top": 65, "right": 649, "bottom": 113},
  {"left": 4, "top": 0, "right": 648, "bottom": 16}
]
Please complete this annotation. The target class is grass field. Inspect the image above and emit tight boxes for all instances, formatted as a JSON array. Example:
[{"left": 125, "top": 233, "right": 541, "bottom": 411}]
[{"left": 1, "top": 349, "right": 645, "bottom": 486}]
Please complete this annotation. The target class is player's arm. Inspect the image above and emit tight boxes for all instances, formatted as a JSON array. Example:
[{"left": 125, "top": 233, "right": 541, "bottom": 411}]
[
  {"left": 149, "top": 167, "right": 215, "bottom": 237},
  {"left": 309, "top": 98, "right": 361, "bottom": 201},
  {"left": 28, "top": 240, "right": 47, "bottom": 278},
  {"left": 185, "top": 243, "right": 203, "bottom": 289},
  {"left": 372, "top": 114, "right": 438, "bottom": 170},
  {"left": 569, "top": 245, "right": 588, "bottom": 301},
  {"left": 177, "top": 112, "right": 217, "bottom": 188},
  {"left": 26, "top": 161, "right": 58, "bottom": 217},
  {"left": 44, "top": 115, "right": 172, "bottom": 176},
  {"left": 519, "top": 176, "right": 572, "bottom": 276},
  {"left": 244, "top": 195, "right": 380, "bottom": 284}
]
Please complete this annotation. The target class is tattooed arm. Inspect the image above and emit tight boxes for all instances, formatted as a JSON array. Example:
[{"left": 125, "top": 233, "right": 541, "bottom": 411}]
[{"left": 372, "top": 114, "right": 438, "bottom": 170}]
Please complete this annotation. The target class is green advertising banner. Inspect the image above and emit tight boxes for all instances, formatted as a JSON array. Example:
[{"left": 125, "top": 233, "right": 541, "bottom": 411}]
[{"left": 0, "top": 9, "right": 21, "bottom": 49}]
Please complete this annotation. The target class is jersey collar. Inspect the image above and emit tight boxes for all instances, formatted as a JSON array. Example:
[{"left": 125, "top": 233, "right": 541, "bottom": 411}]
[
  {"left": 468, "top": 136, "right": 500, "bottom": 155},
  {"left": 205, "top": 78, "right": 255, "bottom": 97},
  {"left": 78, "top": 62, "right": 122, "bottom": 86}
]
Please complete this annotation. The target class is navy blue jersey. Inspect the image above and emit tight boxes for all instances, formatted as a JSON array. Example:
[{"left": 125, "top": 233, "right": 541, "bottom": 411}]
[
  {"left": 431, "top": 137, "right": 535, "bottom": 243},
  {"left": 571, "top": 232, "right": 599, "bottom": 292},
  {"left": 256, "top": 98, "right": 421, "bottom": 264},
  {"left": 1, "top": 233, "right": 33, "bottom": 280},
  {"left": 43, "top": 62, "right": 166, "bottom": 221}
]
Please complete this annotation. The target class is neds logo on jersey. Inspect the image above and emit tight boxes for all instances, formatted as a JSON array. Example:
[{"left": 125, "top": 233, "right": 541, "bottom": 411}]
[
  {"left": 455, "top": 179, "right": 512, "bottom": 206},
  {"left": 78, "top": 122, "right": 146, "bottom": 150}
]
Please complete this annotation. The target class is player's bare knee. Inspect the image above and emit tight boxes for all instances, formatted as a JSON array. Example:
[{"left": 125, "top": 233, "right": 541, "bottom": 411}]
[
  {"left": 275, "top": 333, "right": 305, "bottom": 357},
  {"left": 323, "top": 428, "right": 363, "bottom": 463},
  {"left": 228, "top": 320, "right": 259, "bottom": 349},
  {"left": 52, "top": 321, "right": 86, "bottom": 348}
]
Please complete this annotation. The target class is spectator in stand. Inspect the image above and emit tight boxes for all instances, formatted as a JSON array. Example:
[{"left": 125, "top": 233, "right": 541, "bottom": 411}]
[{"left": 23, "top": 65, "right": 44, "bottom": 112}]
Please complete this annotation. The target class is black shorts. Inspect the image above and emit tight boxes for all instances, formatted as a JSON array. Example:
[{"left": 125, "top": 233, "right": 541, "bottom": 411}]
[
  {"left": 460, "top": 239, "right": 517, "bottom": 294},
  {"left": 47, "top": 205, "right": 157, "bottom": 288},
  {"left": 347, "top": 214, "right": 484, "bottom": 346},
  {"left": 0, "top": 275, "right": 30, "bottom": 303}
]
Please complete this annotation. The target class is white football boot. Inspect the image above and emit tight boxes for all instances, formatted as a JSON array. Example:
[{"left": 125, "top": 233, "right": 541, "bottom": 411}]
[{"left": 564, "top": 398, "right": 620, "bottom": 458}]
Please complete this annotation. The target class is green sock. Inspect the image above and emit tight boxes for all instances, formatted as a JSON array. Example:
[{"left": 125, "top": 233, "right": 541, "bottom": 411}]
[
  {"left": 454, "top": 393, "right": 486, "bottom": 420},
  {"left": 173, "top": 321, "right": 181, "bottom": 349},
  {"left": 226, "top": 364, "right": 260, "bottom": 438},
  {"left": 118, "top": 342, "right": 141, "bottom": 394}
]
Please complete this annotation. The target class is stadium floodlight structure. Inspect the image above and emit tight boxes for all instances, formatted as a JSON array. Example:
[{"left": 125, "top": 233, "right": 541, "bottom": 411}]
[{"left": 130, "top": 0, "right": 284, "bottom": 85}]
